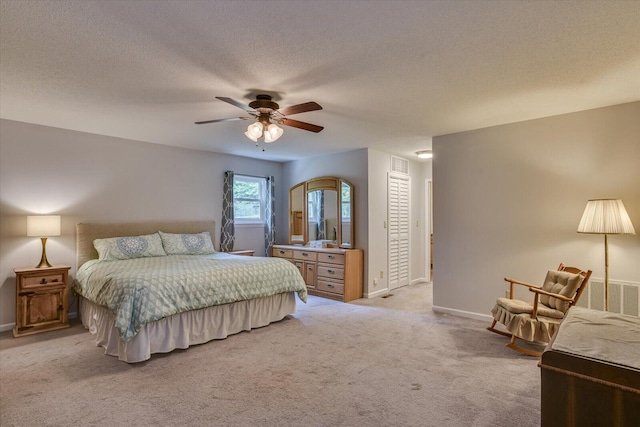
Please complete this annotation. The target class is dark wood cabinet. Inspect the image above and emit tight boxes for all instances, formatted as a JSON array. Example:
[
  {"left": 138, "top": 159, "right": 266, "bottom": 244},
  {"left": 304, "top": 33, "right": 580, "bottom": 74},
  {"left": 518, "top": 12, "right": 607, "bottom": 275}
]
[{"left": 13, "top": 265, "right": 70, "bottom": 337}]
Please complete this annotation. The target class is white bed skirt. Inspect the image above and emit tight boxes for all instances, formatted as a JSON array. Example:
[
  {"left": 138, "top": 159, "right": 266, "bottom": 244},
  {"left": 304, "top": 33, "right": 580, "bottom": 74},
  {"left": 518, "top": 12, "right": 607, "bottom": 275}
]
[{"left": 79, "top": 292, "right": 297, "bottom": 363}]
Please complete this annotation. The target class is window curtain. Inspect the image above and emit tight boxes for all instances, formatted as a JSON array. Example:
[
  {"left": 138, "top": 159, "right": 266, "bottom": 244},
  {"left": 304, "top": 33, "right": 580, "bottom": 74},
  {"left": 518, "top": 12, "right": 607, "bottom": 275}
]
[
  {"left": 263, "top": 175, "right": 275, "bottom": 256},
  {"left": 220, "top": 171, "right": 235, "bottom": 252}
]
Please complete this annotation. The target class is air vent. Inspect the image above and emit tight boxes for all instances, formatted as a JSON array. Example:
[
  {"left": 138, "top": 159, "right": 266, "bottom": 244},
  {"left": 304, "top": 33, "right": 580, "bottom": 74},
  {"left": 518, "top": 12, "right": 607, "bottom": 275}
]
[
  {"left": 391, "top": 156, "right": 409, "bottom": 175},
  {"left": 576, "top": 278, "right": 640, "bottom": 316}
]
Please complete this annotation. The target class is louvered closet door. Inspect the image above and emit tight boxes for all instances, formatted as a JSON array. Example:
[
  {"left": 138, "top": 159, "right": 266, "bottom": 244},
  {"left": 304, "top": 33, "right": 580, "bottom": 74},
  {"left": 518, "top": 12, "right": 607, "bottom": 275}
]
[{"left": 388, "top": 174, "right": 410, "bottom": 290}]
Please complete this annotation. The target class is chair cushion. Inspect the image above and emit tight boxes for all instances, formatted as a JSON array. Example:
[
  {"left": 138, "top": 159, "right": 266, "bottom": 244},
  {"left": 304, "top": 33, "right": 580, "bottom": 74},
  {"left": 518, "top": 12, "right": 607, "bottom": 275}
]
[
  {"left": 496, "top": 297, "right": 533, "bottom": 314},
  {"left": 540, "top": 270, "right": 583, "bottom": 313},
  {"left": 491, "top": 303, "right": 563, "bottom": 343},
  {"left": 496, "top": 297, "right": 565, "bottom": 319}
]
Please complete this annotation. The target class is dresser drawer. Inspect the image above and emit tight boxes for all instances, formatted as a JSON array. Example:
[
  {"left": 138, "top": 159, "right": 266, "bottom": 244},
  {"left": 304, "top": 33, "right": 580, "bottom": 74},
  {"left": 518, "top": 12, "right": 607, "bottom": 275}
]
[
  {"left": 317, "top": 252, "right": 345, "bottom": 265},
  {"left": 317, "top": 280, "right": 344, "bottom": 295},
  {"left": 273, "top": 248, "right": 293, "bottom": 258},
  {"left": 22, "top": 274, "right": 65, "bottom": 288},
  {"left": 317, "top": 265, "right": 344, "bottom": 280},
  {"left": 293, "top": 250, "right": 318, "bottom": 262}
]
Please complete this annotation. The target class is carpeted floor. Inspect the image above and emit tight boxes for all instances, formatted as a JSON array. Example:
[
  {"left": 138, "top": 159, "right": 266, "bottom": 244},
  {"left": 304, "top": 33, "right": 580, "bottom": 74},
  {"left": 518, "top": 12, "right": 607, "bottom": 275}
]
[{"left": 0, "top": 282, "right": 541, "bottom": 426}]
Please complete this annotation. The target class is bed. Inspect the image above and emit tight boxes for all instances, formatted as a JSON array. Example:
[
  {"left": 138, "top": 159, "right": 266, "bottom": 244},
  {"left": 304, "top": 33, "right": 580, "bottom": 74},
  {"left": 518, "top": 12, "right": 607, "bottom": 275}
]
[
  {"left": 539, "top": 306, "right": 640, "bottom": 426},
  {"left": 73, "top": 221, "right": 307, "bottom": 363}
]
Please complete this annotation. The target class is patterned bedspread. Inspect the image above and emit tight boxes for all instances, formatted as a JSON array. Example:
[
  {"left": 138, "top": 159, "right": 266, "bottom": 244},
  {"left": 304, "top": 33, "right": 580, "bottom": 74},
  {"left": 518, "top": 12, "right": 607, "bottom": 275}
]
[{"left": 73, "top": 253, "right": 307, "bottom": 342}]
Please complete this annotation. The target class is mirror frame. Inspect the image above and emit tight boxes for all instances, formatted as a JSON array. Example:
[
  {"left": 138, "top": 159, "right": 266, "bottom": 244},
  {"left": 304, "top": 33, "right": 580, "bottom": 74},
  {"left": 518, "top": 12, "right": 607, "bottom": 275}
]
[
  {"left": 288, "top": 176, "right": 354, "bottom": 248},
  {"left": 288, "top": 182, "right": 306, "bottom": 244}
]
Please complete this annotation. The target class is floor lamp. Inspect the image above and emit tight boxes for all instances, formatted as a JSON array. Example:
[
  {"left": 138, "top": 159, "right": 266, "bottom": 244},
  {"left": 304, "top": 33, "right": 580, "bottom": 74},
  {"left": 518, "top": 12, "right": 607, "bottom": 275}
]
[{"left": 577, "top": 199, "right": 635, "bottom": 311}]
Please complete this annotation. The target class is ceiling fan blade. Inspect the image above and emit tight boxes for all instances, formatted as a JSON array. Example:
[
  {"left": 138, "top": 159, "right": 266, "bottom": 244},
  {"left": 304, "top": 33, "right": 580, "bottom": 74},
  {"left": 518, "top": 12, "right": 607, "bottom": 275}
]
[
  {"left": 280, "top": 118, "right": 324, "bottom": 133},
  {"left": 194, "top": 117, "right": 249, "bottom": 125},
  {"left": 215, "top": 97, "right": 255, "bottom": 113},
  {"left": 278, "top": 101, "right": 322, "bottom": 116}
]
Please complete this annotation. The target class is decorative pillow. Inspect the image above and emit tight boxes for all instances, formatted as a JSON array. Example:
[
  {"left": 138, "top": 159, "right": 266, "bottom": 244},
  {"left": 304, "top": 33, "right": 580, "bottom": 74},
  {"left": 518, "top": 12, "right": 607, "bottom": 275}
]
[
  {"left": 94, "top": 233, "right": 166, "bottom": 261},
  {"left": 158, "top": 231, "right": 216, "bottom": 255},
  {"left": 540, "top": 270, "right": 583, "bottom": 313}
]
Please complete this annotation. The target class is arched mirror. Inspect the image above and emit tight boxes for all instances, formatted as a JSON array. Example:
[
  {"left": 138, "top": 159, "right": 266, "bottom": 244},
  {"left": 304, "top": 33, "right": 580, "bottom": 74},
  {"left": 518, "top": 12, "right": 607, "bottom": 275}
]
[{"left": 288, "top": 176, "right": 354, "bottom": 248}]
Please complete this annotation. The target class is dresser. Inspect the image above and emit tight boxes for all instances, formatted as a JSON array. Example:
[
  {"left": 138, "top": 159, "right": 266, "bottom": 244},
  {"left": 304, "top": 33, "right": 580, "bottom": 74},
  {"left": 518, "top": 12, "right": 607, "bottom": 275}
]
[{"left": 272, "top": 245, "right": 363, "bottom": 302}]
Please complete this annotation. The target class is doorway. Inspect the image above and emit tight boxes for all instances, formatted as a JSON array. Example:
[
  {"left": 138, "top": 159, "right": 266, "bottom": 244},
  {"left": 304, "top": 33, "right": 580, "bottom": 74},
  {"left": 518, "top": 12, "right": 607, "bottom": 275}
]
[{"left": 388, "top": 173, "right": 410, "bottom": 290}]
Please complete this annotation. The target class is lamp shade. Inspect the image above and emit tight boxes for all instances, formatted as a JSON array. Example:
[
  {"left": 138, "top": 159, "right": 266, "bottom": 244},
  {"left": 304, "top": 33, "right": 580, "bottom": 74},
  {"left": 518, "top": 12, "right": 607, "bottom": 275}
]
[
  {"left": 264, "top": 123, "right": 283, "bottom": 143},
  {"left": 27, "top": 215, "right": 61, "bottom": 237},
  {"left": 244, "top": 122, "right": 264, "bottom": 142},
  {"left": 577, "top": 199, "right": 635, "bottom": 235}
]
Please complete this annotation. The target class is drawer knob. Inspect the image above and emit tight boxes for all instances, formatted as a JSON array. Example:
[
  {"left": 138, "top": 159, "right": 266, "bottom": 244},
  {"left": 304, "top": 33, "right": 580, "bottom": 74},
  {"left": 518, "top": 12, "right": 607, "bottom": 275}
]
[
  {"left": 279, "top": 250, "right": 285, "bottom": 254},
  {"left": 40, "top": 278, "right": 47, "bottom": 284},
  {"left": 328, "top": 255, "right": 335, "bottom": 259},
  {"left": 327, "top": 284, "right": 334, "bottom": 288},
  {"left": 308, "top": 266, "right": 313, "bottom": 271},
  {"left": 327, "top": 269, "right": 335, "bottom": 274}
]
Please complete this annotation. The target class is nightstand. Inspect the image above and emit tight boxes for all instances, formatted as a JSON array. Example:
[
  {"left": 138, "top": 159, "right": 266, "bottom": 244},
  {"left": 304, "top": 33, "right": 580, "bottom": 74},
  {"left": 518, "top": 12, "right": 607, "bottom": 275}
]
[
  {"left": 13, "top": 265, "right": 71, "bottom": 337},
  {"left": 230, "top": 250, "right": 255, "bottom": 256}
]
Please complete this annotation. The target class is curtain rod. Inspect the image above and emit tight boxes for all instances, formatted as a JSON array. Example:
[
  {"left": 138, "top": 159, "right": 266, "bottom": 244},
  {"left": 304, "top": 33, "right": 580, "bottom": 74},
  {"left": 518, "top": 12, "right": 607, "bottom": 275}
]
[{"left": 227, "top": 171, "right": 273, "bottom": 180}]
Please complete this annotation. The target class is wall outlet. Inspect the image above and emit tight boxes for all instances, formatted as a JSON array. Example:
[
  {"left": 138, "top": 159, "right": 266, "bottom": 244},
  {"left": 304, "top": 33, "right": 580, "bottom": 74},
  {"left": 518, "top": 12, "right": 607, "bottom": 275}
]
[
  {"left": 373, "top": 278, "right": 378, "bottom": 286},
  {"left": 383, "top": 220, "right": 387, "bottom": 228},
  {"left": 380, "top": 271, "right": 384, "bottom": 279},
  {"left": 505, "top": 290, "right": 509, "bottom": 298},
  {"left": 416, "top": 220, "right": 420, "bottom": 227}
]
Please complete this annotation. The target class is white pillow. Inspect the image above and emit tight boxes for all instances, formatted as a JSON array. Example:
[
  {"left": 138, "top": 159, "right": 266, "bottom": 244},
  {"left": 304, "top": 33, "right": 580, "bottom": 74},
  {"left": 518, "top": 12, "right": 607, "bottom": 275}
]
[
  {"left": 94, "top": 233, "right": 167, "bottom": 261},
  {"left": 158, "top": 231, "right": 216, "bottom": 255}
]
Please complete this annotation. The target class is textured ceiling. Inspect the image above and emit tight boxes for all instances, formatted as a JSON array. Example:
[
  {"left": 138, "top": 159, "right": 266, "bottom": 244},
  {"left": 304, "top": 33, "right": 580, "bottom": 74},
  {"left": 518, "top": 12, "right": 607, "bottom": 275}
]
[{"left": 1, "top": 1, "right": 639, "bottom": 162}]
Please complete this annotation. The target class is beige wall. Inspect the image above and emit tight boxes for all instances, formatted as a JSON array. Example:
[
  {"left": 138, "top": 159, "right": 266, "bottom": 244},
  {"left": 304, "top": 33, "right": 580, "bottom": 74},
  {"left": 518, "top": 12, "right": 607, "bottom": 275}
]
[
  {"left": 281, "top": 148, "right": 370, "bottom": 286},
  {"left": 432, "top": 102, "right": 640, "bottom": 320},
  {"left": 0, "top": 119, "right": 284, "bottom": 329}
]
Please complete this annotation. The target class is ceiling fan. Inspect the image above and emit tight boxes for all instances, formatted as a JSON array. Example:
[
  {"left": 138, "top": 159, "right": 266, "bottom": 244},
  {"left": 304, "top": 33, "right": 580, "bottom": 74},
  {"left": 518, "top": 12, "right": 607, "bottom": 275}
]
[{"left": 195, "top": 94, "right": 323, "bottom": 143}]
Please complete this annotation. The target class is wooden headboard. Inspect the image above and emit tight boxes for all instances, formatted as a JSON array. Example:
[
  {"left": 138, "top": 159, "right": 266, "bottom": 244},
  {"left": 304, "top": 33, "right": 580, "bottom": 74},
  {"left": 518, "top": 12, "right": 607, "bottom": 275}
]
[{"left": 76, "top": 221, "right": 216, "bottom": 268}]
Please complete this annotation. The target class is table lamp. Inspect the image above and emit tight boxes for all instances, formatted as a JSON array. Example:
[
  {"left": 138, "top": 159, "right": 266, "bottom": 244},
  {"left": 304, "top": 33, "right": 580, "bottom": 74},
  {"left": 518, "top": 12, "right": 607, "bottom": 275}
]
[{"left": 27, "top": 215, "right": 61, "bottom": 268}]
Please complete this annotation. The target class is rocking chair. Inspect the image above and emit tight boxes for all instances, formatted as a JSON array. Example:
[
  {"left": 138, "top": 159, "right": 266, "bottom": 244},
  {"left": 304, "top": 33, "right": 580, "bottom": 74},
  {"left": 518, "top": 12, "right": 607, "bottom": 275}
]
[{"left": 487, "top": 263, "right": 592, "bottom": 357}]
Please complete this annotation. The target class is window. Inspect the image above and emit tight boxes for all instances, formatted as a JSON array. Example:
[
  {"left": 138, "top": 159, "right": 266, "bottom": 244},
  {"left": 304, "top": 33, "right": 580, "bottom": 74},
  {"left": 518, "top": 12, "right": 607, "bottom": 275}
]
[
  {"left": 233, "top": 175, "right": 267, "bottom": 224},
  {"left": 308, "top": 193, "right": 317, "bottom": 222},
  {"left": 341, "top": 182, "right": 351, "bottom": 221}
]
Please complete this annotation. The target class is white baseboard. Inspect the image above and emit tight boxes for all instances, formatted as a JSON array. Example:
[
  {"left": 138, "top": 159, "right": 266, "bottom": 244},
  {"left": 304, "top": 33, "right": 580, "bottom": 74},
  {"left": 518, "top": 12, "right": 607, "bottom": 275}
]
[
  {"left": 365, "top": 280, "right": 430, "bottom": 299},
  {"left": 364, "top": 288, "right": 390, "bottom": 299},
  {"left": 0, "top": 322, "right": 15, "bottom": 333},
  {"left": 0, "top": 312, "right": 78, "bottom": 333},
  {"left": 432, "top": 305, "right": 493, "bottom": 323}
]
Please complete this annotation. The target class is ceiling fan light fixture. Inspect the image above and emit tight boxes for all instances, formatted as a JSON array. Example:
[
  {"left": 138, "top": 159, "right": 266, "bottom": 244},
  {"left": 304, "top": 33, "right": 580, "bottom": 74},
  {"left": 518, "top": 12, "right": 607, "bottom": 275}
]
[
  {"left": 245, "top": 122, "right": 264, "bottom": 142},
  {"left": 264, "top": 123, "right": 284, "bottom": 143},
  {"left": 416, "top": 150, "right": 433, "bottom": 159},
  {"left": 198, "top": 94, "right": 323, "bottom": 145}
]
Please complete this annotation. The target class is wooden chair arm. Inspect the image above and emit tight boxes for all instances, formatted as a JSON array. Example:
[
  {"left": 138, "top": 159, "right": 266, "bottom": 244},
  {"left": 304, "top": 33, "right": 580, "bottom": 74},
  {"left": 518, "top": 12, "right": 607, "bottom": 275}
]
[
  {"left": 504, "top": 277, "right": 540, "bottom": 289},
  {"left": 504, "top": 277, "right": 541, "bottom": 299},
  {"left": 528, "top": 287, "right": 573, "bottom": 302}
]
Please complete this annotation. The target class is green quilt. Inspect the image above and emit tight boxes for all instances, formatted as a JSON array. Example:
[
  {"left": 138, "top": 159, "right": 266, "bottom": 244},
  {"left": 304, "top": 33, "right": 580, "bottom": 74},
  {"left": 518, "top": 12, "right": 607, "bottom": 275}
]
[{"left": 73, "top": 253, "right": 307, "bottom": 342}]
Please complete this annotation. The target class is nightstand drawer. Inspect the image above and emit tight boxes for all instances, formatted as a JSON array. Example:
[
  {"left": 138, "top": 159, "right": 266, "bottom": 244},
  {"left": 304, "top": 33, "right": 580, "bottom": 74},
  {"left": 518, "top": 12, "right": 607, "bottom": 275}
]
[
  {"left": 317, "top": 280, "right": 344, "bottom": 295},
  {"left": 22, "top": 273, "right": 65, "bottom": 288}
]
